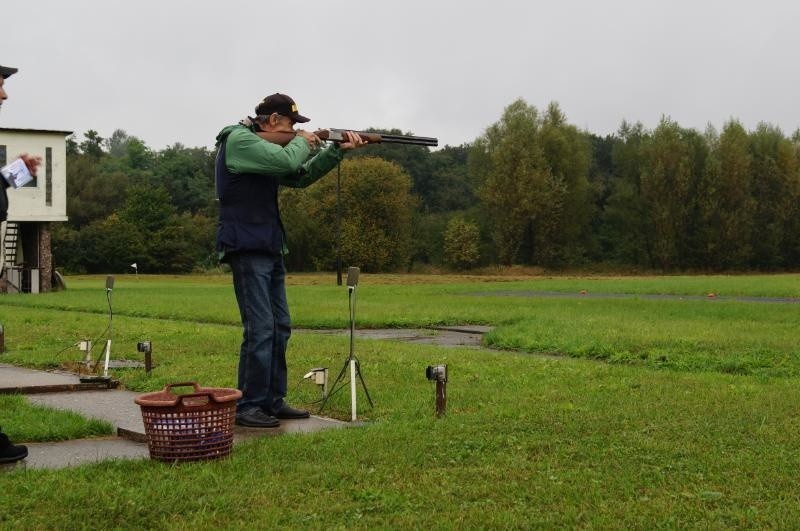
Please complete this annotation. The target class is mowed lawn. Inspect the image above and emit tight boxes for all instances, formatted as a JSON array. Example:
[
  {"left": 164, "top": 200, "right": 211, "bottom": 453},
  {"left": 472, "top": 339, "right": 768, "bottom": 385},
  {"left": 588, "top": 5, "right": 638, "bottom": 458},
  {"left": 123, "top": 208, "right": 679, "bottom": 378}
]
[{"left": 1, "top": 273, "right": 800, "bottom": 528}]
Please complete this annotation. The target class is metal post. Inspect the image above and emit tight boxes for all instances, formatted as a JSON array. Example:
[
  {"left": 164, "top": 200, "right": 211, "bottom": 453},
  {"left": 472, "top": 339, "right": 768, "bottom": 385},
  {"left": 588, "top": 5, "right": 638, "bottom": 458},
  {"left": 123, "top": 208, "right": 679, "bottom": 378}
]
[
  {"left": 145, "top": 350, "right": 152, "bottom": 375},
  {"left": 102, "top": 339, "right": 111, "bottom": 378},
  {"left": 0, "top": 323, "right": 5, "bottom": 353},
  {"left": 435, "top": 380, "right": 447, "bottom": 417},
  {"left": 336, "top": 163, "right": 342, "bottom": 286},
  {"left": 350, "top": 359, "right": 357, "bottom": 422}
]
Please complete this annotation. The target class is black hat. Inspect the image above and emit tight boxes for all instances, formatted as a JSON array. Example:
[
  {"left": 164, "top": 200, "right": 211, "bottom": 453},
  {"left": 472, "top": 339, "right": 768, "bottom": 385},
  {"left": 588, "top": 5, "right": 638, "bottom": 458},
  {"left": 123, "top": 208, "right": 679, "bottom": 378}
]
[
  {"left": 0, "top": 65, "right": 18, "bottom": 79},
  {"left": 255, "top": 93, "right": 310, "bottom": 123}
]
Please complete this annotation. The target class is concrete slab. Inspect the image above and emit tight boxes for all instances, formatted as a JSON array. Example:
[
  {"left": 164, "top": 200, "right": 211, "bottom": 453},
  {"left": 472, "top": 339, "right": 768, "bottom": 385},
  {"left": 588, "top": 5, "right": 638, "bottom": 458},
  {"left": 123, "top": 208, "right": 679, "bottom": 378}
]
[
  {"left": 0, "top": 363, "right": 116, "bottom": 394},
  {"left": 0, "top": 437, "right": 149, "bottom": 471},
  {"left": 0, "top": 363, "right": 80, "bottom": 387},
  {"left": 301, "top": 326, "right": 492, "bottom": 348},
  {"left": 431, "top": 325, "right": 494, "bottom": 334},
  {"left": 234, "top": 415, "right": 346, "bottom": 442}
]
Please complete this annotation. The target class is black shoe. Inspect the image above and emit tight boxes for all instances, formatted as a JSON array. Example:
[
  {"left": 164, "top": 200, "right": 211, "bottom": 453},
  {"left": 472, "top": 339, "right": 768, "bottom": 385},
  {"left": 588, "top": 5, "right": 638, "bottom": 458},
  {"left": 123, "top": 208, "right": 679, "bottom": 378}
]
[
  {"left": 236, "top": 409, "right": 280, "bottom": 428},
  {"left": 0, "top": 431, "right": 28, "bottom": 464},
  {"left": 273, "top": 405, "right": 310, "bottom": 419}
]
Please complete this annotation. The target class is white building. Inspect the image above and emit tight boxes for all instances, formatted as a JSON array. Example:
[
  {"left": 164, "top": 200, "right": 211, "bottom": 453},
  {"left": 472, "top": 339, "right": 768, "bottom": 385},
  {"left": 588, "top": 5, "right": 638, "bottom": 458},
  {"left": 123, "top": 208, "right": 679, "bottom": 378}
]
[{"left": 1, "top": 127, "right": 71, "bottom": 293}]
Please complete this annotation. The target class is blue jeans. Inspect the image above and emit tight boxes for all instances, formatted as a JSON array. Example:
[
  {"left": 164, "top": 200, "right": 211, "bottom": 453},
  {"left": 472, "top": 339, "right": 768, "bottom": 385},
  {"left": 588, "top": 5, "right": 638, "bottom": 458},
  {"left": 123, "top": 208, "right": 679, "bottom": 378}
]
[{"left": 229, "top": 252, "right": 291, "bottom": 415}]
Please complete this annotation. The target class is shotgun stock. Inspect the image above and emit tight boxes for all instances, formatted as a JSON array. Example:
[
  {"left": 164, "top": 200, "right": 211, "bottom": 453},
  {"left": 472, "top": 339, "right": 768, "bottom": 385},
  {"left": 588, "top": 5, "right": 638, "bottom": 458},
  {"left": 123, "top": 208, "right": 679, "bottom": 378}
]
[{"left": 256, "top": 128, "right": 438, "bottom": 147}]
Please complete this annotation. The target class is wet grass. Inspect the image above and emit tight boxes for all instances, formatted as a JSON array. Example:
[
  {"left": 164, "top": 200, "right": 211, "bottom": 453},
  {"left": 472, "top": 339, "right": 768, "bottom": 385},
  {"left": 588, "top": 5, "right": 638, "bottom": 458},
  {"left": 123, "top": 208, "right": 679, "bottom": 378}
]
[
  {"left": 0, "top": 395, "right": 113, "bottom": 442},
  {"left": 3, "top": 273, "right": 799, "bottom": 377}
]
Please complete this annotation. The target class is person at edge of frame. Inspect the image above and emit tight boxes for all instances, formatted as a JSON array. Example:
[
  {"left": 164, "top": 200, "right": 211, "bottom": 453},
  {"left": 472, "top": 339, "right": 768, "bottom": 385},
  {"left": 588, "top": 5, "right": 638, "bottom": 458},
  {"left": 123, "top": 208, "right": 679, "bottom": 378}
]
[
  {"left": 0, "top": 63, "right": 42, "bottom": 464},
  {"left": 215, "top": 93, "right": 367, "bottom": 428}
]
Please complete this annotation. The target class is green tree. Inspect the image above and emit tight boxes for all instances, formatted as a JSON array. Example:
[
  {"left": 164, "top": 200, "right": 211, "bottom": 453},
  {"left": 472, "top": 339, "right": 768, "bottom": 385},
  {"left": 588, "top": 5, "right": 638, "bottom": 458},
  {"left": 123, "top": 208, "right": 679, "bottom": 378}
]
[
  {"left": 533, "top": 102, "right": 593, "bottom": 264},
  {"left": 442, "top": 216, "right": 480, "bottom": 270},
  {"left": 420, "top": 144, "right": 474, "bottom": 213},
  {"left": 51, "top": 224, "right": 84, "bottom": 273},
  {"left": 153, "top": 143, "right": 216, "bottom": 214},
  {"left": 471, "top": 99, "right": 592, "bottom": 266},
  {"left": 639, "top": 117, "right": 707, "bottom": 269},
  {"left": 350, "top": 129, "right": 435, "bottom": 210},
  {"left": 79, "top": 130, "right": 105, "bottom": 159},
  {"left": 602, "top": 121, "right": 650, "bottom": 265},
  {"left": 749, "top": 124, "right": 800, "bottom": 268},
  {"left": 118, "top": 186, "right": 177, "bottom": 234},
  {"left": 65, "top": 153, "right": 130, "bottom": 228},
  {"left": 144, "top": 213, "right": 214, "bottom": 273},
  {"left": 280, "top": 157, "right": 417, "bottom": 272},
  {"left": 697, "top": 120, "right": 754, "bottom": 269},
  {"left": 471, "top": 99, "right": 545, "bottom": 265},
  {"left": 77, "top": 215, "right": 146, "bottom": 273}
]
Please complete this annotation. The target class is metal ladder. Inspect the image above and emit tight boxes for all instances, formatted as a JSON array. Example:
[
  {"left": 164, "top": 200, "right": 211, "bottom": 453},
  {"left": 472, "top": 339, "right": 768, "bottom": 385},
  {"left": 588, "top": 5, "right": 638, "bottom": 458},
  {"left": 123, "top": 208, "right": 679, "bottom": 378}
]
[{"left": 1, "top": 221, "right": 19, "bottom": 276}]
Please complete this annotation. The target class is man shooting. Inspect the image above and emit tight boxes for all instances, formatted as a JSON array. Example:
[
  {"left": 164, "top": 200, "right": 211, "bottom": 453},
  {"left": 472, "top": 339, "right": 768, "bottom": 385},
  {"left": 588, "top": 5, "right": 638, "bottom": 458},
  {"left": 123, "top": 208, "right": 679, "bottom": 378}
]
[{"left": 215, "top": 93, "right": 367, "bottom": 428}]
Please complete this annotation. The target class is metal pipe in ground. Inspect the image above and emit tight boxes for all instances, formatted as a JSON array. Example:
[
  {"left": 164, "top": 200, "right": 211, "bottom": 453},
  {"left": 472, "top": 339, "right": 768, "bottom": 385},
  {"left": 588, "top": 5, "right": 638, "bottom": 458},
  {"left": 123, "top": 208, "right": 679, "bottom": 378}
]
[
  {"left": 0, "top": 323, "right": 4, "bottom": 353},
  {"left": 435, "top": 380, "right": 446, "bottom": 417}
]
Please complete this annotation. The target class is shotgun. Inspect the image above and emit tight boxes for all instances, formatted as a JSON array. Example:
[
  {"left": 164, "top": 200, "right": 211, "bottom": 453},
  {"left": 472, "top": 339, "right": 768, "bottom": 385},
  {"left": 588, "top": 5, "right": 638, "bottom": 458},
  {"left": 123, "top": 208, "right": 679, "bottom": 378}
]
[{"left": 256, "top": 128, "right": 438, "bottom": 148}]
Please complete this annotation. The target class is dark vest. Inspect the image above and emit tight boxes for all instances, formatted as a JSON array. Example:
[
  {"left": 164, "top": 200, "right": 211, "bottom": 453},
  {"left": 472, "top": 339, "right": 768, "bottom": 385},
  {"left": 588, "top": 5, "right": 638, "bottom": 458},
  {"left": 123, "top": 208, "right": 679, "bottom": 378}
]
[{"left": 215, "top": 138, "right": 284, "bottom": 259}]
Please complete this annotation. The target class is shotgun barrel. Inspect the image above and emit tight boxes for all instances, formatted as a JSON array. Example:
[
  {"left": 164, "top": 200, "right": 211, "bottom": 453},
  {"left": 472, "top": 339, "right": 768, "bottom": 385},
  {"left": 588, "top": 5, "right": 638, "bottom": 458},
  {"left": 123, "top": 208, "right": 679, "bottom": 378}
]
[
  {"left": 255, "top": 129, "right": 438, "bottom": 148},
  {"left": 321, "top": 129, "right": 438, "bottom": 147}
]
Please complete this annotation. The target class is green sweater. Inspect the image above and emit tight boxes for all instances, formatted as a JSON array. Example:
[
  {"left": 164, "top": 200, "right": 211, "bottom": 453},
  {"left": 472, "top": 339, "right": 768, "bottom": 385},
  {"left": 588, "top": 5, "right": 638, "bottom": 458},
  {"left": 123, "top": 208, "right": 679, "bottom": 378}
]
[{"left": 216, "top": 124, "right": 345, "bottom": 187}]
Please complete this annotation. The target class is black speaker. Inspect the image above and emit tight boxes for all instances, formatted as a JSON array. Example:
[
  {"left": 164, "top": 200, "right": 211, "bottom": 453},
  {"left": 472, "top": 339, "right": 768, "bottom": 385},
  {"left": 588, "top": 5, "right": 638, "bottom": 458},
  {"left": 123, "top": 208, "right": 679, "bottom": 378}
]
[{"left": 346, "top": 267, "right": 360, "bottom": 288}]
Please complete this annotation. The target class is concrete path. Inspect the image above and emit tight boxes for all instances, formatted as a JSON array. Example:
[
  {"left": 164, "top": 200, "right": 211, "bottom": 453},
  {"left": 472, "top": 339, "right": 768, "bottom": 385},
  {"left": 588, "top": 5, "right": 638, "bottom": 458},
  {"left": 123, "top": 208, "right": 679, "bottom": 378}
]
[
  {"left": 1, "top": 437, "right": 150, "bottom": 471},
  {"left": 0, "top": 363, "right": 117, "bottom": 394},
  {"left": 469, "top": 290, "right": 800, "bottom": 304},
  {"left": 302, "top": 324, "right": 493, "bottom": 348}
]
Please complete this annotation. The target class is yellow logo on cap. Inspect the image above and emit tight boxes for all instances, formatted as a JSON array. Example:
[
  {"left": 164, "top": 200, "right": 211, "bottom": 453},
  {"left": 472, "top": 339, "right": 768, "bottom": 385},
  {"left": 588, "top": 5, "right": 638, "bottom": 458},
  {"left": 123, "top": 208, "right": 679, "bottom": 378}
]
[{"left": 291, "top": 104, "right": 298, "bottom": 112}]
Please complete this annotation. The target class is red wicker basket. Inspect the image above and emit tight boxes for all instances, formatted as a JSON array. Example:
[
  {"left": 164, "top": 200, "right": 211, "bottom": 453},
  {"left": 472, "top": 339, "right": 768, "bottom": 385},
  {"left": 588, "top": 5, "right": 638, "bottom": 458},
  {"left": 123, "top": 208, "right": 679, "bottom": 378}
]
[{"left": 135, "top": 382, "right": 242, "bottom": 462}]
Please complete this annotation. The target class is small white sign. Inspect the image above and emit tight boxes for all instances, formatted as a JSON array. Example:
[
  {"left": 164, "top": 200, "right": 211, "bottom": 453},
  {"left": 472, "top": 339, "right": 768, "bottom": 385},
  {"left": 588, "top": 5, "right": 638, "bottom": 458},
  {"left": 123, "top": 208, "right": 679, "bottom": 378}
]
[{"left": 0, "top": 158, "right": 34, "bottom": 189}]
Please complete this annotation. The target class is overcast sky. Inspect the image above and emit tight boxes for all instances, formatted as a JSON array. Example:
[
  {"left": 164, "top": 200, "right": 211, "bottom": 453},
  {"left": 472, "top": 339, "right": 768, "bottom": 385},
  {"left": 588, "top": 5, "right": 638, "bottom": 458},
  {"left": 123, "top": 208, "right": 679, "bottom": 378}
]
[{"left": 2, "top": 0, "right": 799, "bottom": 150}]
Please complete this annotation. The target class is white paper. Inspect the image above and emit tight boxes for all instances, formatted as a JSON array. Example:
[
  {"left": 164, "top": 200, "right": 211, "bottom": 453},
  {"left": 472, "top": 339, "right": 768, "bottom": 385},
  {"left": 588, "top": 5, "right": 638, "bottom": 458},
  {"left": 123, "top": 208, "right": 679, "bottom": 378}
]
[{"left": 0, "top": 158, "right": 34, "bottom": 188}]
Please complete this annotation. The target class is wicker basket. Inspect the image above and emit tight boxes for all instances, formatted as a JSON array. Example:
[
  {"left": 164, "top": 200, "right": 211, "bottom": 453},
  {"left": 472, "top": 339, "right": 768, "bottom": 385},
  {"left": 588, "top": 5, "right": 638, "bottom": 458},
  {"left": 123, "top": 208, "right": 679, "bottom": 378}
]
[{"left": 135, "top": 382, "right": 242, "bottom": 462}]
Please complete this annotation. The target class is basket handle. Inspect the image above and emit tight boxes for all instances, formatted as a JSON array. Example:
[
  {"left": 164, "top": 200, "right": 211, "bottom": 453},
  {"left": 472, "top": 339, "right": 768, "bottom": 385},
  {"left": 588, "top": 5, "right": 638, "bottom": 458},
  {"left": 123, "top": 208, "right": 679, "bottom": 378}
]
[
  {"left": 164, "top": 382, "right": 201, "bottom": 394},
  {"left": 175, "top": 392, "right": 214, "bottom": 407}
]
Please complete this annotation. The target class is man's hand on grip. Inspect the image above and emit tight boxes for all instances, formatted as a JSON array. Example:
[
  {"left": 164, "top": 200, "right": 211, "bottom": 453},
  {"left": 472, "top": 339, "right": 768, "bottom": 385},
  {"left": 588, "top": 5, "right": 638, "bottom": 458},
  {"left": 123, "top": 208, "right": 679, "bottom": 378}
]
[{"left": 295, "top": 130, "right": 321, "bottom": 150}]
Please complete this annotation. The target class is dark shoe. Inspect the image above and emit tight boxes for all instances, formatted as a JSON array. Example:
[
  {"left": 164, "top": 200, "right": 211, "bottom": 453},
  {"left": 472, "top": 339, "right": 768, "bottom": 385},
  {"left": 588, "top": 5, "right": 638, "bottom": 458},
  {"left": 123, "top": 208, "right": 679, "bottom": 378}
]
[
  {"left": 273, "top": 405, "right": 310, "bottom": 419},
  {"left": 235, "top": 409, "right": 280, "bottom": 428},
  {"left": 0, "top": 431, "right": 28, "bottom": 464}
]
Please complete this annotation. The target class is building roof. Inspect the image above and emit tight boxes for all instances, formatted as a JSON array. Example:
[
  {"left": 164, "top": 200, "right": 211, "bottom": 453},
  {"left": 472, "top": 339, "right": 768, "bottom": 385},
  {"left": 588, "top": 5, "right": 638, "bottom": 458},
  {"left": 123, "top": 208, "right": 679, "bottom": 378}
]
[{"left": 0, "top": 127, "right": 73, "bottom": 136}]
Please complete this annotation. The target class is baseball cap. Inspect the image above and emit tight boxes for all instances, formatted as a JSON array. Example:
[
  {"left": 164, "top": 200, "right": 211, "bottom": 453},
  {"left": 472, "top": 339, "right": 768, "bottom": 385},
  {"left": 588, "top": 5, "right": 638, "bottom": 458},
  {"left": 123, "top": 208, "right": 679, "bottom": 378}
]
[
  {"left": 254, "top": 93, "right": 310, "bottom": 123},
  {"left": 0, "top": 65, "right": 18, "bottom": 79}
]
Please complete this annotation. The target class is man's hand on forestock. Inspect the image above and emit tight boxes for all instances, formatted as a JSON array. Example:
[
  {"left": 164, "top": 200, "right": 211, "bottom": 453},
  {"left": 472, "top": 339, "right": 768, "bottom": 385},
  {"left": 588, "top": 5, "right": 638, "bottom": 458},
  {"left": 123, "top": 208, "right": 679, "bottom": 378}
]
[
  {"left": 19, "top": 153, "right": 43, "bottom": 176},
  {"left": 339, "top": 131, "right": 368, "bottom": 151}
]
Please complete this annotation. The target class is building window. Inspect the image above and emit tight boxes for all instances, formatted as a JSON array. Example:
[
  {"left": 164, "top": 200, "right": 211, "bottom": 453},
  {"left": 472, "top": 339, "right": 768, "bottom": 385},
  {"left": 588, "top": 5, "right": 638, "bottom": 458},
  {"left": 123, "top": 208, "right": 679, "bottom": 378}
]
[
  {"left": 0, "top": 145, "right": 6, "bottom": 166},
  {"left": 45, "top": 147, "right": 52, "bottom": 205}
]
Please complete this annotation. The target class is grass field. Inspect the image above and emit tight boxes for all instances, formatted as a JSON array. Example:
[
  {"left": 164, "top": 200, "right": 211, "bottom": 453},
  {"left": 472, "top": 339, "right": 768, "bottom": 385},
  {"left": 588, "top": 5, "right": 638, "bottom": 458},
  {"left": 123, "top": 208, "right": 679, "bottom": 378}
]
[{"left": 1, "top": 273, "right": 800, "bottom": 528}]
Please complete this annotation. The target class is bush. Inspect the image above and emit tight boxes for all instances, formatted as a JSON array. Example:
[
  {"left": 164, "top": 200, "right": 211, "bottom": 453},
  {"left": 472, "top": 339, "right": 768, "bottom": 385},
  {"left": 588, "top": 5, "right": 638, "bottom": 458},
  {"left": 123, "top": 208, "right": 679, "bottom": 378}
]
[{"left": 443, "top": 216, "right": 480, "bottom": 270}]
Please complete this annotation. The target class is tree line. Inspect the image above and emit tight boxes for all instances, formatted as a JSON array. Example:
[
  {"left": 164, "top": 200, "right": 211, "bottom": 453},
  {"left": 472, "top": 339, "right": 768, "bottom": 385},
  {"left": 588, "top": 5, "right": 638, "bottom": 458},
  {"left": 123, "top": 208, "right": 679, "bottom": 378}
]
[{"left": 53, "top": 100, "right": 800, "bottom": 273}]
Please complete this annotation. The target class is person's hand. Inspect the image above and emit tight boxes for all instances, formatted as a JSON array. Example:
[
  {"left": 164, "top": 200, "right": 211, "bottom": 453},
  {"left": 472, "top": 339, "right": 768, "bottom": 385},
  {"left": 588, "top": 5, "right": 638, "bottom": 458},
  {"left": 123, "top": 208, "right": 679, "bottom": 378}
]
[
  {"left": 295, "top": 130, "right": 322, "bottom": 150},
  {"left": 339, "top": 131, "right": 368, "bottom": 150},
  {"left": 19, "top": 153, "right": 43, "bottom": 176}
]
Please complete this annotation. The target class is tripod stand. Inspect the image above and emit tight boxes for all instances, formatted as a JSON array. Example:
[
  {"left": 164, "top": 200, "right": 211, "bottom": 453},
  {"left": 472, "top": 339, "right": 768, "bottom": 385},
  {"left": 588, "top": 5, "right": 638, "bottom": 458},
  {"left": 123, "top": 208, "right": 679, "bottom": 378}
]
[{"left": 319, "top": 267, "right": 373, "bottom": 420}]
